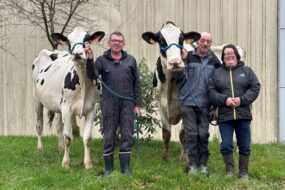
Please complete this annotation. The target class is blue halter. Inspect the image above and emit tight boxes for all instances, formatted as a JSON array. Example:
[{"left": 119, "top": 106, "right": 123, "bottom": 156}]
[
  {"left": 68, "top": 42, "right": 84, "bottom": 54},
  {"left": 159, "top": 43, "right": 184, "bottom": 52}
]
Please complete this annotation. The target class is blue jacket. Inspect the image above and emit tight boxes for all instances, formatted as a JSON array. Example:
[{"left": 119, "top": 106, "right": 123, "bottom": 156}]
[{"left": 174, "top": 50, "right": 220, "bottom": 108}]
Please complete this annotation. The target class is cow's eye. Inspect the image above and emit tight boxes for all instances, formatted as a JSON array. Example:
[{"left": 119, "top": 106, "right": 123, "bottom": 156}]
[
  {"left": 158, "top": 38, "right": 166, "bottom": 47},
  {"left": 179, "top": 37, "right": 184, "bottom": 45}
]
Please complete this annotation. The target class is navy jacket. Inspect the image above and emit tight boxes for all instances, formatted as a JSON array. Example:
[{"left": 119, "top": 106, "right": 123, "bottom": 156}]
[
  {"left": 208, "top": 61, "right": 260, "bottom": 123},
  {"left": 86, "top": 49, "right": 143, "bottom": 108}
]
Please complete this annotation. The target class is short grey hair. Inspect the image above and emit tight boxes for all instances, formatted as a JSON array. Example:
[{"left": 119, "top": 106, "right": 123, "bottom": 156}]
[{"left": 109, "top": 31, "right": 125, "bottom": 41}]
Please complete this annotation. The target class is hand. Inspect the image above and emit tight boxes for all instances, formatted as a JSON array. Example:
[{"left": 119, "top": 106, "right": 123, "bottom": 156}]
[
  {"left": 232, "top": 97, "right": 241, "bottom": 107},
  {"left": 181, "top": 48, "right": 188, "bottom": 62},
  {"left": 226, "top": 97, "right": 238, "bottom": 108},
  {"left": 84, "top": 42, "right": 93, "bottom": 59},
  {"left": 134, "top": 106, "right": 141, "bottom": 116}
]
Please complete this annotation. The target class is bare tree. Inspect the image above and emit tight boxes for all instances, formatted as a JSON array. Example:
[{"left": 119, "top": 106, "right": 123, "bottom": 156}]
[{"left": 5, "top": 0, "right": 100, "bottom": 50}]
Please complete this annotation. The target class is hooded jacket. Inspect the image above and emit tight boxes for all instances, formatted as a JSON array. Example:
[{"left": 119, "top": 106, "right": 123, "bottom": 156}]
[
  {"left": 208, "top": 61, "right": 260, "bottom": 123},
  {"left": 86, "top": 49, "right": 143, "bottom": 108},
  {"left": 174, "top": 50, "right": 221, "bottom": 108}
]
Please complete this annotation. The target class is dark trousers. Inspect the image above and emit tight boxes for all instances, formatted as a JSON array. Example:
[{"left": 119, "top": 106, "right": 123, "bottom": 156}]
[
  {"left": 181, "top": 106, "right": 210, "bottom": 166},
  {"left": 219, "top": 119, "right": 251, "bottom": 156},
  {"left": 102, "top": 100, "right": 134, "bottom": 155}
]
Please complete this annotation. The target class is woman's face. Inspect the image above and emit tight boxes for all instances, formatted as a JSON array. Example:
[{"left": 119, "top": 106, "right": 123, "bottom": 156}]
[{"left": 223, "top": 48, "right": 237, "bottom": 68}]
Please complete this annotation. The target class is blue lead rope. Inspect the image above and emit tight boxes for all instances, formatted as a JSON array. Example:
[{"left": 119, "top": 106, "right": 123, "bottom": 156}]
[{"left": 98, "top": 77, "right": 140, "bottom": 152}]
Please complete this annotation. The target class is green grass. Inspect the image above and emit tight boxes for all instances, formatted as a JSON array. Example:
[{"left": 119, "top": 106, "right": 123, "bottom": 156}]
[{"left": 0, "top": 136, "right": 285, "bottom": 190}]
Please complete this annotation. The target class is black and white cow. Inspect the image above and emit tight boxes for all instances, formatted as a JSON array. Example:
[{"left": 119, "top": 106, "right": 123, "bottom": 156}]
[
  {"left": 142, "top": 22, "right": 246, "bottom": 163},
  {"left": 32, "top": 27, "right": 105, "bottom": 169},
  {"left": 142, "top": 21, "right": 201, "bottom": 162}
]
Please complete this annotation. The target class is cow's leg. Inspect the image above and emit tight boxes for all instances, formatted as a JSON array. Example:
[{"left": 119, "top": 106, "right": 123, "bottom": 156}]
[
  {"left": 162, "top": 126, "right": 171, "bottom": 161},
  {"left": 82, "top": 110, "right": 95, "bottom": 169},
  {"left": 56, "top": 114, "right": 64, "bottom": 151},
  {"left": 179, "top": 127, "right": 188, "bottom": 163},
  {"left": 62, "top": 111, "right": 73, "bottom": 168},
  {"left": 35, "top": 101, "right": 44, "bottom": 152}
]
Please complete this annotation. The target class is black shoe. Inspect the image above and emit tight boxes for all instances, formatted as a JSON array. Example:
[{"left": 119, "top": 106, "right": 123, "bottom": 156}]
[{"left": 119, "top": 153, "right": 132, "bottom": 176}]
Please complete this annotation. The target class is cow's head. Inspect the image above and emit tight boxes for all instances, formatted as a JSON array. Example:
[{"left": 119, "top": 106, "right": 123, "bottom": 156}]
[
  {"left": 51, "top": 27, "right": 105, "bottom": 62},
  {"left": 142, "top": 21, "right": 200, "bottom": 72}
]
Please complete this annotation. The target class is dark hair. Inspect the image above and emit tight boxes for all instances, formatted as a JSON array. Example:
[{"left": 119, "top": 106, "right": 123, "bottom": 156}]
[
  {"left": 109, "top": 31, "right": 125, "bottom": 41},
  {"left": 221, "top": 44, "right": 241, "bottom": 63}
]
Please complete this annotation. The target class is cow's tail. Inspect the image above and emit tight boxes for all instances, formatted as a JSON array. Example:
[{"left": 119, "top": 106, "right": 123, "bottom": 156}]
[{"left": 47, "top": 111, "right": 55, "bottom": 128}]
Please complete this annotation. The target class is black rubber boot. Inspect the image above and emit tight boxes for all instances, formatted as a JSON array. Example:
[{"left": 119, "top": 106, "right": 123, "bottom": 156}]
[
  {"left": 223, "top": 154, "right": 235, "bottom": 176},
  {"left": 103, "top": 153, "right": 114, "bottom": 177},
  {"left": 119, "top": 153, "right": 132, "bottom": 176},
  {"left": 239, "top": 154, "right": 249, "bottom": 180}
]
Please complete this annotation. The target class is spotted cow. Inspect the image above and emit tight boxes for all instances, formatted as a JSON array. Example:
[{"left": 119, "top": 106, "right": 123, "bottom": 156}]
[
  {"left": 32, "top": 27, "right": 105, "bottom": 169},
  {"left": 142, "top": 21, "right": 200, "bottom": 162},
  {"left": 142, "top": 22, "right": 246, "bottom": 163}
]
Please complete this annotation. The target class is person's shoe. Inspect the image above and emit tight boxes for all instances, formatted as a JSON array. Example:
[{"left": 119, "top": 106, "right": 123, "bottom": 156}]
[
  {"left": 199, "top": 165, "right": 208, "bottom": 174},
  {"left": 119, "top": 153, "right": 132, "bottom": 176},
  {"left": 223, "top": 154, "right": 235, "bottom": 177},
  {"left": 103, "top": 153, "right": 114, "bottom": 177},
  {"left": 188, "top": 165, "right": 198, "bottom": 174},
  {"left": 238, "top": 154, "right": 250, "bottom": 180}
]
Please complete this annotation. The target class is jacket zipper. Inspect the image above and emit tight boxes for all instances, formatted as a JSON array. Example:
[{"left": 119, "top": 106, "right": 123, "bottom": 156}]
[{"left": 229, "top": 67, "right": 237, "bottom": 120}]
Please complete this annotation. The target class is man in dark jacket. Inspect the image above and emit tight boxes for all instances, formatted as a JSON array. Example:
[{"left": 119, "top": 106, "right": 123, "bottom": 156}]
[
  {"left": 175, "top": 32, "right": 221, "bottom": 174},
  {"left": 85, "top": 32, "right": 143, "bottom": 176},
  {"left": 208, "top": 44, "right": 260, "bottom": 179}
]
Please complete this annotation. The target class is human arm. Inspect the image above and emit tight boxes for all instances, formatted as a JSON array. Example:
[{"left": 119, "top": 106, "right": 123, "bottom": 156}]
[
  {"left": 133, "top": 58, "right": 143, "bottom": 112},
  {"left": 208, "top": 73, "right": 229, "bottom": 107},
  {"left": 84, "top": 43, "right": 98, "bottom": 80},
  {"left": 239, "top": 67, "right": 261, "bottom": 106}
]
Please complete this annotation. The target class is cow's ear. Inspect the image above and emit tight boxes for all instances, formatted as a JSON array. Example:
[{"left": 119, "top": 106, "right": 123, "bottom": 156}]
[
  {"left": 142, "top": 32, "right": 159, "bottom": 44},
  {"left": 184, "top": 32, "right": 201, "bottom": 44},
  {"left": 90, "top": 31, "right": 105, "bottom": 43},
  {"left": 51, "top": 33, "right": 68, "bottom": 45}
]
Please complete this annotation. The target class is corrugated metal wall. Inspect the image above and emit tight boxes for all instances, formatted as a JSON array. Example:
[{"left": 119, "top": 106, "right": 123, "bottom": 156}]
[{"left": 0, "top": 0, "right": 278, "bottom": 143}]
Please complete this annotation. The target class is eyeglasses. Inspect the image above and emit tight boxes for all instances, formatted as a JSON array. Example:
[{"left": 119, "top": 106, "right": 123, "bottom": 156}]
[{"left": 110, "top": 39, "right": 124, "bottom": 43}]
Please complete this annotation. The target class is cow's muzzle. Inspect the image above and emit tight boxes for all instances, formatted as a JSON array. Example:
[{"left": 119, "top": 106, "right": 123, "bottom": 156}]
[
  {"left": 74, "top": 53, "right": 83, "bottom": 60},
  {"left": 167, "top": 58, "right": 184, "bottom": 71}
]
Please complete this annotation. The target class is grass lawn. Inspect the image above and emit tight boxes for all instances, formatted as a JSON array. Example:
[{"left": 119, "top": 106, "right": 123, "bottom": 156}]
[{"left": 0, "top": 136, "right": 285, "bottom": 190}]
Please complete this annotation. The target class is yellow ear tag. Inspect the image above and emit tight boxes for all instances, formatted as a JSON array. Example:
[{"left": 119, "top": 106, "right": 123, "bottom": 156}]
[
  {"left": 58, "top": 40, "right": 66, "bottom": 45},
  {"left": 149, "top": 39, "right": 156, "bottom": 44},
  {"left": 92, "top": 36, "right": 101, "bottom": 43},
  {"left": 184, "top": 39, "right": 193, "bottom": 44}
]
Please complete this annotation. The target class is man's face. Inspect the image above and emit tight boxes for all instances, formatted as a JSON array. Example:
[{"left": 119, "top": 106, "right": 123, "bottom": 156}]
[
  {"left": 197, "top": 33, "right": 212, "bottom": 55},
  {"left": 108, "top": 34, "right": 125, "bottom": 53}
]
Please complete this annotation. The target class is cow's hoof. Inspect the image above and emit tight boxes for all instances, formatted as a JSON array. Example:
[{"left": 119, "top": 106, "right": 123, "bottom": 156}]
[
  {"left": 84, "top": 162, "right": 93, "bottom": 169},
  {"left": 162, "top": 152, "right": 169, "bottom": 161},
  {"left": 37, "top": 146, "right": 43, "bottom": 152},
  {"left": 62, "top": 160, "right": 70, "bottom": 168},
  {"left": 62, "top": 163, "right": 69, "bottom": 168},
  {"left": 180, "top": 153, "right": 188, "bottom": 164}
]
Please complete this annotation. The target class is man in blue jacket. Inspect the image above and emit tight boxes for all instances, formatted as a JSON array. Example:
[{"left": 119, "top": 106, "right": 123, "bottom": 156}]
[{"left": 175, "top": 32, "right": 221, "bottom": 174}]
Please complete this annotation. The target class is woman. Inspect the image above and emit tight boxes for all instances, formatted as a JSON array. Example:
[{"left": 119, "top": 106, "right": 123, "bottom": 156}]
[{"left": 208, "top": 44, "right": 260, "bottom": 179}]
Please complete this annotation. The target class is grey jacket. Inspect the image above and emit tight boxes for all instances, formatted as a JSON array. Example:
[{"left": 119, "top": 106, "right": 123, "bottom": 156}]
[
  {"left": 174, "top": 50, "right": 221, "bottom": 108},
  {"left": 208, "top": 61, "right": 260, "bottom": 123}
]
